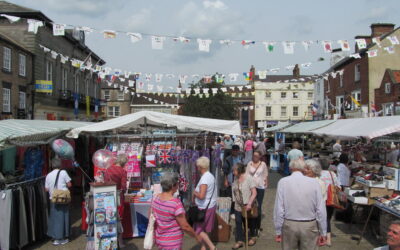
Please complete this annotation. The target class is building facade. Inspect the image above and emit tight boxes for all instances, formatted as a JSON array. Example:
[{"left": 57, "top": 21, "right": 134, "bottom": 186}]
[
  {"left": 324, "top": 23, "right": 400, "bottom": 118},
  {"left": 374, "top": 69, "right": 400, "bottom": 116},
  {"left": 254, "top": 68, "right": 314, "bottom": 127},
  {"left": 0, "top": 33, "right": 33, "bottom": 119},
  {"left": 0, "top": 1, "right": 105, "bottom": 120}
]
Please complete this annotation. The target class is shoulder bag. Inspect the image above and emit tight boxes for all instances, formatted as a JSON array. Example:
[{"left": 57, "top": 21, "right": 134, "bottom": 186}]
[
  {"left": 326, "top": 171, "right": 345, "bottom": 210},
  {"left": 188, "top": 182, "right": 215, "bottom": 224},
  {"left": 51, "top": 170, "right": 71, "bottom": 204},
  {"left": 144, "top": 195, "right": 157, "bottom": 250}
]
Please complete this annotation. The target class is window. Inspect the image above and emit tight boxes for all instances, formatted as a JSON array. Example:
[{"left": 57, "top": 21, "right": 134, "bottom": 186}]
[
  {"left": 265, "top": 106, "right": 271, "bottom": 117},
  {"left": 281, "top": 92, "right": 286, "bottom": 98},
  {"left": 293, "top": 106, "right": 299, "bottom": 116},
  {"left": 351, "top": 91, "right": 361, "bottom": 110},
  {"left": 104, "top": 90, "right": 110, "bottom": 100},
  {"left": 383, "top": 103, "right": 394, "bottom": 116},
  {"left": 74, "top": 74, "right": 79, "bottom": 93},
  {"left": 308, "top": 92, "right": 313, "bottom": 99},
  {"left": 354, "top": 64, "right": 361, "bottom": 82},
  {"left": 339, "top": 74, "right": 344, "bottom": 87},
  {"left": 108, "top": 106, "right": 120, "bottom": 117},
  {"left": 292, "top": 92, "right": 299, "bottom": 99},
  {"left": 280, "top": 106, "right": 287, "bottom": 117},
  {"left": 117, "top": 91, "right": 124, "bottom": 101},
  {"left": 19, "top": 54, "right": 26, "bottom": 76},
  {"left": 46, "top": 60, "right": 53, "bottom": 81},
  {"left": 265, "top": 91, "right": 271, "bottom": 98},
  {"left": 19, "top": 91, "right": 26, "bottom": 109},
  {"left": 62, "top": 68, "right": 68, "bottom": 91},
  {"left": 3, "top": 47, "right": 11, "bottom": 72},
  {"left": 2, "top": 88, "right": 11, "bottom": 112},
  {"left": 385, "top": 83, "right": 391, "bottom": 94}
]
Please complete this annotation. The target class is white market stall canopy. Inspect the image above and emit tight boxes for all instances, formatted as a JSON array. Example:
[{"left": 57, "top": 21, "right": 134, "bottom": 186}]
[
  {"left": 264, "top": 121, "right": 291, "bottom": 132},
  {"left": 67, "top": 111, "right": 242, "bottom": 138},
  {"left": 312, "top": 116, "right": 400, "bottom": 140},
  {"left": 281, "top": 120, "right": 336, "bottom": 134},
  {"left": 0, "top": 120, "right": 92, "bottom": 146}
]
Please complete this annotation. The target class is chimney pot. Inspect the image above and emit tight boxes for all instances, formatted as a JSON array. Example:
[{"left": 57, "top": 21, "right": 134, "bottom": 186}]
[{"left": 371, "top": 23, "right": 395, "bottom": 38}]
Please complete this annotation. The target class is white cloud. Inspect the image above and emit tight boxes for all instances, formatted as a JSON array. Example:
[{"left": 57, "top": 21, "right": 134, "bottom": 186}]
[
  {"left": 360, "top": 6, "right": 388, "bottom": 21},
  {"left": 122, "top": 8, "right": 152, "bottom": 31},
  {"left": 203, "top": 0, "right": 227, "bottom": 10}
]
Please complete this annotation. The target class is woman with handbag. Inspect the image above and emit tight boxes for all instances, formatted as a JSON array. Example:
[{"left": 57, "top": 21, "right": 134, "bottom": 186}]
[
  {"left": 151, "top": 172, "right": 200, "bottom": 250},
  {"left": 192, "top": 157, "right": 217, "bottom": 250},
  {"left": 45, "top": 157, "right": 72, "bottom": 246},
  {"left": 232, "top": 163, "right": 258, "bottom": 249},
  {"left": 318, "top": 159, "right": 341, "bottom": 247},
  {"left": 246, "top": 151, "right": 268, "bottom": 237}
]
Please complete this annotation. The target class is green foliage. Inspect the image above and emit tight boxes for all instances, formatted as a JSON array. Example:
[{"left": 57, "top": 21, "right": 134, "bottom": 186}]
[{"left": 182, "top": 77, "right": 236, "bottom": 120}]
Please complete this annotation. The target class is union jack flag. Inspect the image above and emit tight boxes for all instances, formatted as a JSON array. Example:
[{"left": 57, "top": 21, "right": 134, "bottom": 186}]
[{"left": 158, "top": 150, "right": 171, "bottom": 164}]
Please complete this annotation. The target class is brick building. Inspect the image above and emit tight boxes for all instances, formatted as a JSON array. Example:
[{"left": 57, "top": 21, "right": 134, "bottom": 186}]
[
  {"left": 0, "top": 1, "right": 105, "bottom": 120},
  {"left": 324, "top": 23, "right": 400, "bottom": 118},
  {"left": 374, "top": 69, "right": 400, "bottom": 116},
  {"left": 0, "top": 32, "right": 33, "bottom": 119}
]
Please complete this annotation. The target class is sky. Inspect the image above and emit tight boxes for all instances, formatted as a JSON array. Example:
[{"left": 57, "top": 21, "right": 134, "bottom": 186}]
[{"left": 11, "top": 0, "right": 400, "bottom": 89}]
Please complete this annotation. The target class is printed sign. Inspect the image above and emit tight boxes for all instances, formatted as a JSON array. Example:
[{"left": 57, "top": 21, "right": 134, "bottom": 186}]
[{"left": 35, "top": 80, "right": 53, "bottom": 93}]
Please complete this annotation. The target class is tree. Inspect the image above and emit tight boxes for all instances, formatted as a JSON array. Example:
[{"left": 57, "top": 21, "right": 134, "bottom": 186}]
[{"left": 182, "top": 75, "right": 236, "bottom": 120}]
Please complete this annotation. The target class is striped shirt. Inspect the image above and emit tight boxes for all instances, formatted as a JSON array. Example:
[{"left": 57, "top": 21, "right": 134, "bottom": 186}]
[{"left": 152, "top": 196, "right": 185, "bottom": 250}]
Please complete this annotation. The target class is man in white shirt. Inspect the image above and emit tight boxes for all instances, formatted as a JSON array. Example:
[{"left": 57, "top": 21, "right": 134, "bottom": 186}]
[
  {"left": 274, "top": 159, "right": 327, "bottom": 250},
  {"left": 374, "top": 221, "right": 400, "bottom": 250}
]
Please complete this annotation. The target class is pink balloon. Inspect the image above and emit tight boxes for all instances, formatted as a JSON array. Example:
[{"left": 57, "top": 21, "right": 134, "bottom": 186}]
[{"left": 92, "top": 149, "right": 115, "bottom": 169}]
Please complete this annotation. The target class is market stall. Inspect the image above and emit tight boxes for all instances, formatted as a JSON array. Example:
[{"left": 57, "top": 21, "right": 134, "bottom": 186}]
[
  {"left": 67, "top": 111, "right": 241, "bottom": 241},
  {"left": 0, "top": 119, "right": 92, "bottom": 250}
]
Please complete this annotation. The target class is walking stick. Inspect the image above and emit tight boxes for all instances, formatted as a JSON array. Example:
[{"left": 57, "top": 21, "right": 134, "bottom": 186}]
[{"left": 244, "top": 209, "right": 249, "bottom": 250}]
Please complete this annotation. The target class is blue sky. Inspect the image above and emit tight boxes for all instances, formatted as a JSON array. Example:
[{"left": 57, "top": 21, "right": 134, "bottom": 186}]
[{"left": 12, "top": 0, "right": 400, "bottom": 88}]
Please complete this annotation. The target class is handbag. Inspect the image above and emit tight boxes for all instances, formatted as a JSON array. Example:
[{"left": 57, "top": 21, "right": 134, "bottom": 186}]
[
  {"left": 188, "top": 183, "right": 215, "bottom": 224},
  {"left": 239, "top": 184, "right": 258, "bottom": 219},
  {"left": 326, "top": 171, "right": 345, "bottom": 210},
  {"left": 144, "top": 195, "right": 157, "bottom": 250},
  {"left": 51, "top": 170, "right": 71, "bottom": 204}
]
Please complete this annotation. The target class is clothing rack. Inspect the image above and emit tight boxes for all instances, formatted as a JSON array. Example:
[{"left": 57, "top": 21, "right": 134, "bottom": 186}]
[{"left": 2, "top": 176, "right": 45, "bottom": 190}]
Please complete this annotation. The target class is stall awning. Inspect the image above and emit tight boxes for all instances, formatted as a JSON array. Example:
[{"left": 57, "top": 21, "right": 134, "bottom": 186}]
[
  {"left": 67, "top": 111, "right": 242, "bottom": 138},
  {"left": 0, "top": 120, "right": 92, "bottom": 146},
  {"left": 312, "top": 116, "right": 400, "bottom": 139},
  {"left": 281, "top": 120, "right": 336, "bottom": 134},
  {"left": 263, "top": 121, "right": 291, "bottom": 132}
]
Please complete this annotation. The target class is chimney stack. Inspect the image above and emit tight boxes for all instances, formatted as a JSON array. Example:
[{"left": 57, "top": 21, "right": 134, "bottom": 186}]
[
  {"left": 371, "top": 23, "right": 395, "bottom": 38},
  {"left": 293, "top": 64, "right": 300, "bottom": 78}
]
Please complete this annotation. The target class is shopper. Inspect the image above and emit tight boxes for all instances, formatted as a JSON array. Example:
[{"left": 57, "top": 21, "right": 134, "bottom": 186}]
[
  {"left": 152, "top": 172, "right": 201, "bottom": 250},
  {"left": 244, "top": 136, "right": 255, "bottom": 165},
  {"left": 337, "top": 153, "right": 351, "bottom": 188},
  {"left": 45, "top": 157, "right": 72, "bottom": 246},
  {"left": 223, "top": 135, "right": 234, "bottom": 159},
  {"left": 232, "top": 163, "right": 258, "bottom": 249},
  {"left": 375, "top": 221, "right": 400, "bottom": 250},
  {"left": 304, "top": 159, "right": 327, "bottom": 200},
  {"left": 193, "top": 157, "right": 217, "bottom": 250},
  {"left": 287, "top": 141, "right": 304, "bottom": 163},
  {"left": 273, "top": 159, "right": 327, "bottom": 250},
  {"left": 319, "top": 158, "right": 340, "bottom": 246},
  {"left": 222, "top": 145, "right": 243, "bottom": 197},
  {"left": 234, "top": 136, "right": 244, "bottom": 151},
  {"left": 246, "top": 151, "right": 268, "bottom": 236},
  {"left": 332, "top": 140, "right": 342, "bottom": 159},
  {"left": 104, "top": 154, "right": 128, "bottom": 246}
]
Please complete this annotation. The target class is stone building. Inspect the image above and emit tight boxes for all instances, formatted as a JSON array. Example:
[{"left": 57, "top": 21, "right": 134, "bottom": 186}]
[
  {"left": 0, "top": 1, "right": 105, "bottom": 120},
  {"left": 0, "top": 32, "right": 33, "bottom": 119}
]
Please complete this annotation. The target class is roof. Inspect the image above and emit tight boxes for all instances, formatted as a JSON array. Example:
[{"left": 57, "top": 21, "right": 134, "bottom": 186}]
[
  {"left": 254, "top": 75, "right": 312, "bottom": 82},
  {"left": 67, "top": 111, "right": 242, "bottom": 137},
  {"left": 327, "top": 26, "right": 400, "bottom": 72},
  {"left": 0, "top": 119, "right": 92, "bottom": 146},
  {"left": 0, "top": 31, "right": 32, "bottom": 54},
  {"left": 389, "top": 70, "right": 400, "bottom": 83},
  {"left": 281, "top": 120, "right": 336, "bottom": 134},
  {"left": 0, "top": 1, "right": 105, "bottom": 65}
]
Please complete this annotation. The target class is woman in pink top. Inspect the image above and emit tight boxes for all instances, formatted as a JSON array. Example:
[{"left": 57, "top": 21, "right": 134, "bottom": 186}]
[
  {"left": 152, "top": 172, "right": 201, "bottom": 250},
  {"left": 244, "top": 136, "right": 255, "bottom": 165},
  {"left": 246, "top": 151, "right": 268, "bottom": 237}
]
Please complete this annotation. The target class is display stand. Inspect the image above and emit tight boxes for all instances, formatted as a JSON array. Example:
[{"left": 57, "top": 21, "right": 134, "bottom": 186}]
[{"left": 90, "top": 182, "right": 118, "bottom": 250}]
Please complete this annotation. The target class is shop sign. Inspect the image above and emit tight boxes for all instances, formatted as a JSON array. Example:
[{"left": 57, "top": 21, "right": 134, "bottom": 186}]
[
  {"left": 35, "top": 80, "right": 53, "bottom": 93},
  {"left": 153, "top": 129, "right": 176, "bottom": 136}
]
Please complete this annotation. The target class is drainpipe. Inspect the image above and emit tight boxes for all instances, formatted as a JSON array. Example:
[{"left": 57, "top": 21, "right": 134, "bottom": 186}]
[{"left": 31, "top": 55, "right": 36, "bottom": 120}]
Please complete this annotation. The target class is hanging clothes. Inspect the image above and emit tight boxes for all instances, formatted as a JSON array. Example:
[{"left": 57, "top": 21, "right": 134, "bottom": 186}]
[
  {"left": 24, "top": 147, "right": 44, "bottom": 180},
  {"left": 2, "top": 146, "right": 17, "bottom": 175}
]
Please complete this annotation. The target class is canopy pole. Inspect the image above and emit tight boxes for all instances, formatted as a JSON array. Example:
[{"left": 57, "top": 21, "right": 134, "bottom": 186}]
[{"left": 144, "top": 117, "right": 148, "bottom": 136}]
